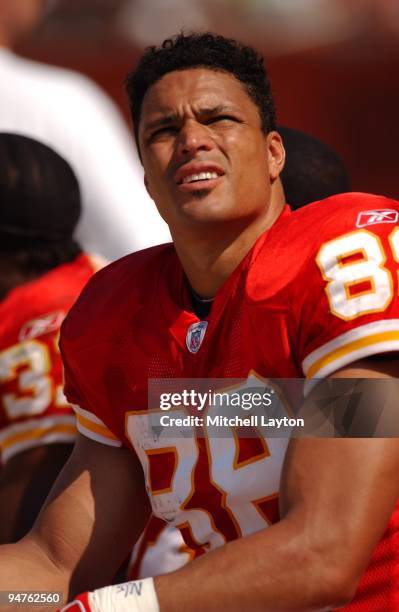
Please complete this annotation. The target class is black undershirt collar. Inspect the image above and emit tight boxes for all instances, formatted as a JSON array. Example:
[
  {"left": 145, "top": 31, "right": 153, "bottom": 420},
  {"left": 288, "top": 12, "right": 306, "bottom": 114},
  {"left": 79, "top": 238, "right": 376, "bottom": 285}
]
[{"left": 189, "top": 286, "right": 214, "bottom": 319}]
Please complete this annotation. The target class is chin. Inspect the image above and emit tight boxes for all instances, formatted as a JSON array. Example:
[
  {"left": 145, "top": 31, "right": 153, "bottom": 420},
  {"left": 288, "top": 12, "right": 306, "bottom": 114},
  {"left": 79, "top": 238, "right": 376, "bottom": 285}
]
[
  {"left": 179, "top": 203, "right": 237, "bottom": 226},
  {"left": 191, "top": 188, "right": 213, "bottom": 199}
]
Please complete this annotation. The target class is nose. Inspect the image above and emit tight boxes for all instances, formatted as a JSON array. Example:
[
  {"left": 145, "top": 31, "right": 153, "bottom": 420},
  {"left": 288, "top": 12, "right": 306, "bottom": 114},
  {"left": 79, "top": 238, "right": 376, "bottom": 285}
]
[{"left": 177, "top": 120, "right": 213, "bottom": 157}]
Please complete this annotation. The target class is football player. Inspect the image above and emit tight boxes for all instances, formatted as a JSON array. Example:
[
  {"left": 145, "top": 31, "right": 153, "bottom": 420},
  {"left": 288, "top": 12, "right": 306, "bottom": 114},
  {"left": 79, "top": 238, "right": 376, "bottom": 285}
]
[
  {"left": 0, "top": 133, "right": 102, "bottom": 543},
  {"left": 1, "top": 33, "right": 399, "bottom": 612},
  {"left": 127, "top": 126, "right": 353, "bottom": 582}
]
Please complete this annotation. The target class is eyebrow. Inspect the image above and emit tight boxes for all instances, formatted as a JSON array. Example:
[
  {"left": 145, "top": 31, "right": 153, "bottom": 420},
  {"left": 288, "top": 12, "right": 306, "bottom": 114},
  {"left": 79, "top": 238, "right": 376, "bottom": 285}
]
[
  {"left": 143, "top": 113, "right": 180, "bottom": 133},
  {"left": 143, "top": 105, "right": 238, "bottom": 133}
]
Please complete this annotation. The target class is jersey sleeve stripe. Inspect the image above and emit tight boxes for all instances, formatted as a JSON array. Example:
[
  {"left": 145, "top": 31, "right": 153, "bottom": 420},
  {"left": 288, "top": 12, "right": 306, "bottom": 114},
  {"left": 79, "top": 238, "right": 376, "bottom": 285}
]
[
  {"left": 76, "top": 420, "right": 122, "bottom": 447},
  {"left": 72, "top": 404, "right": 111, "bottom": 427},
  {"left": 75, "top": 412, "right": 122, "bottom": 447},
  {"left": 302, "top": 319, "right": 399, "bottom": 380},
  {"left": 0, "top": 415, "right": 77, "bottom": 464}
]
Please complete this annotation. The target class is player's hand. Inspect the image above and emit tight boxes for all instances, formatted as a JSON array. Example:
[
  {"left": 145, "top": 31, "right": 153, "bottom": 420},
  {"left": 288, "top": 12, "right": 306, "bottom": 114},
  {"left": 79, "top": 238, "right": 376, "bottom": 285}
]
[
  {"left": 57, "top": 578, "right": 159, "bottom": 611},
  {"left": 57, "top": 591, "right": 91, "bottom": 611}
]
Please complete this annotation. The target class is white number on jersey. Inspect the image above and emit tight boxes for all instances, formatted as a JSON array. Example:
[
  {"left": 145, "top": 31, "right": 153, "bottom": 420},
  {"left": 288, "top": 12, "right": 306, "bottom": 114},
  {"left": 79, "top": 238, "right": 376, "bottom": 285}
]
[{"left": 316, "top": 229, "right": 399, "bottom": 320}]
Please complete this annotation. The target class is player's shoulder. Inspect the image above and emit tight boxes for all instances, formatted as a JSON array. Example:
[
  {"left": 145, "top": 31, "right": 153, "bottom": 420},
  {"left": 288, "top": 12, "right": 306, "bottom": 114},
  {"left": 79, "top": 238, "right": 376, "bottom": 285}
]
[
  {"left": 61, "top": 243, "right": 175, "bottom": 347},
  {"left": 76, "top": 242, "right": 174, "bottom": 293},
  {"left": 247, "top": 193, "right": 399, "bottom": 301},
  {"left": 0, "top": 254, "right": 94, "bottom": 345},
  {"left": 288, "top": 192, "right": 399, "bottom": 237},
  {"left": 24, "top": 253, "right": 93, "bottom": 303},
  {"left": 268, "top": 192, "right": 398, "bottom": 257}
]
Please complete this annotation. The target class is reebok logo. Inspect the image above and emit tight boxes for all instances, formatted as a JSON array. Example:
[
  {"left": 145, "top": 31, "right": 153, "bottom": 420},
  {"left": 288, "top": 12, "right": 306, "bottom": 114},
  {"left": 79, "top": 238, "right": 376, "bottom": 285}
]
[
  {"left": 356, "top": 209, "right": 398, "bottom": 228},
  {"left": 19, "top": 310, "right": 65, "bottom": 341}
]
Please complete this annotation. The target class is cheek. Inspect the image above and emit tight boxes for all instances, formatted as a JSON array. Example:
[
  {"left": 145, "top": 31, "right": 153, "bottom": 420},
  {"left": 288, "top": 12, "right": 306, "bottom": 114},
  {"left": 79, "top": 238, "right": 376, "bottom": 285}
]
[
  {"left": 142, "top": 158, "right": 164, "bottom": 190},
  {"left": 228, "top": 130, "right": 268, "bottom": 164},
  {"left": 232, "top": 143, "right": 269, "bottom": 190},
  {"left": 144, "top": 146, "right": 174, "bottom": 185}
]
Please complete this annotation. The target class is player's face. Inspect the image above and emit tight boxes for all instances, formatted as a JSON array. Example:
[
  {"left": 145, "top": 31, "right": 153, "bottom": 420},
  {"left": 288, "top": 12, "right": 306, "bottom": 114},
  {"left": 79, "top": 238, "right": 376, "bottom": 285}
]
[{"left": 139, "top": 68, "right": 280, "bottom": 229}]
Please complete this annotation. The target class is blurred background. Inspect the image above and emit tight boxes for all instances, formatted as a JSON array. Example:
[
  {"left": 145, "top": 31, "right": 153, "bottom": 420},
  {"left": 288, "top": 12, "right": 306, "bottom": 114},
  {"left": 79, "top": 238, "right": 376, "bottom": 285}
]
[{"left": 12, "top": 0, "right": 399, "bottom": 198}]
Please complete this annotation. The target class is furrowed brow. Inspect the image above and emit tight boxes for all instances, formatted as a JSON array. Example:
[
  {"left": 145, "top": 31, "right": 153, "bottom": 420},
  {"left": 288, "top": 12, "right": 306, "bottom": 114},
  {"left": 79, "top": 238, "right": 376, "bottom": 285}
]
[
  {"left": 143, "top": 105, "right": 238, "bottom": 134},
  {"left": 197, "top": 105, "right": 236, "bottom": 118},
  {"left": 144, "top": 113, "right": 180, "bottom": 132}
]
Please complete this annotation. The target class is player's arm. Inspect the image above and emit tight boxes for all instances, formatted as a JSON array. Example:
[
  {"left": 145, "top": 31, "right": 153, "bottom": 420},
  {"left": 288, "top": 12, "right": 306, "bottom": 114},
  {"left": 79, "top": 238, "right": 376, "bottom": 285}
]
[
  {"left": 0, "top": 433, "right": 150, "bottom": 609},
  {"left": 63, "top": 360, "right": 399, "bottom": 611},
  {"left": 149, "top": 359, "right": 399, "bottom": 611},
  {"left": 0, "top": 444, "right": 72, "bottom": 544}
]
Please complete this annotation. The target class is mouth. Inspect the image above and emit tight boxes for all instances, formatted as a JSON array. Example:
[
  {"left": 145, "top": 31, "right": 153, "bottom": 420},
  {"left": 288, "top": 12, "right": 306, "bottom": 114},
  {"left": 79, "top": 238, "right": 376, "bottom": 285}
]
[
  {"left": 181, "top": 171, "right": 220, "bottom": 185},
  {"left": 175, "top": 162, "right": 225, "bottom": 191}
]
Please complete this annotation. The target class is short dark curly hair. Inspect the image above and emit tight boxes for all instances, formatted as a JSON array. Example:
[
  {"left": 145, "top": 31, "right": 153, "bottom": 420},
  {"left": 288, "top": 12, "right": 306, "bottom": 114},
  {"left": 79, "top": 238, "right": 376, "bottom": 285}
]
[{"left": 125, "top": 32, "right": 277, "bottom": 150}]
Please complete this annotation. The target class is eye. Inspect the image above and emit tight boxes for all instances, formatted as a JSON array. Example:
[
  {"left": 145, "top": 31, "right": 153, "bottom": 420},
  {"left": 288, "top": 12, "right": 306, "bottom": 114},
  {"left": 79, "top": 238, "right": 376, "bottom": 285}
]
[
  {"left": 150, "top": 126, "right": 178, "bottom": 141},
  {"left": 205, "top": 115, "right": 240, "bottom": 125}
]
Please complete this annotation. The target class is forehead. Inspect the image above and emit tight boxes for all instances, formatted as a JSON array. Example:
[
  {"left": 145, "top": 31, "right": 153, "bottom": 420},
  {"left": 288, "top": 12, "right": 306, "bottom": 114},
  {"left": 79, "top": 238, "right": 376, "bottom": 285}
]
[{"left": 140, "top": 68, "right": 258, "bottom": 122}]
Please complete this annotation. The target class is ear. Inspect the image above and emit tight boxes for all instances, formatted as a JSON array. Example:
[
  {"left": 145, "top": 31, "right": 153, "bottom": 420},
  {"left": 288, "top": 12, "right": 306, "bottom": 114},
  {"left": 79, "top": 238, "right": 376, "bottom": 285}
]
[{"left": 266, "top": 131, "right": 285, "bottom": 181}]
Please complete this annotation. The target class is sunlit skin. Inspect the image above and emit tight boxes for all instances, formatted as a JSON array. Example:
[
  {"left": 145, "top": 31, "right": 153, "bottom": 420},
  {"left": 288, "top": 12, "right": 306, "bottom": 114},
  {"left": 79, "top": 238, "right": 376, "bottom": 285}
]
[{"left": 139, "top": 68, "right": 286, "bottom": 297}]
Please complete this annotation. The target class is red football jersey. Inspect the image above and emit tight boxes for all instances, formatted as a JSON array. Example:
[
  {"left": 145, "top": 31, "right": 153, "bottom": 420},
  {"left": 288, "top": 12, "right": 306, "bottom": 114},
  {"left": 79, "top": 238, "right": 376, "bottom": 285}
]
[
  {"left": 61, "top": 194, "right": 399, "bottom": 610},
  {"left": 129, "top": 517, "right": 192, "bottom": 580},
  {"left": 0, "top": 254, "right": 95, "bottom": 465}
]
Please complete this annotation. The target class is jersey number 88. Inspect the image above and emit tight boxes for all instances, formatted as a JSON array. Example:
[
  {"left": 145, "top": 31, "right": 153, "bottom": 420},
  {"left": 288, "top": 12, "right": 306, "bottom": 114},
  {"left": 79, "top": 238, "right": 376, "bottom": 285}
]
[{"left": 316, "top": 228, "right": 399, "bottom": 320}]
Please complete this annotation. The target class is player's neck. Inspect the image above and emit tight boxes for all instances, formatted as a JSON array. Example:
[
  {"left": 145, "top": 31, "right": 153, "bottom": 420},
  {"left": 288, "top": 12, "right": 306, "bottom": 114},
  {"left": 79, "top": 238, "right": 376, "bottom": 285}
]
[{"left": 172, "top": 194, "right": 285, "bottom": 299}]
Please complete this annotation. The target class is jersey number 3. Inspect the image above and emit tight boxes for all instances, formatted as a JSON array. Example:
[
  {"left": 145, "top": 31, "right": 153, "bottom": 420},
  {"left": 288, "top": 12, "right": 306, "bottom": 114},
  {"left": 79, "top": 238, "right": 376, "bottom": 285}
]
[{"left": 0, "top": 338, "right": 68, "bottom": 420}]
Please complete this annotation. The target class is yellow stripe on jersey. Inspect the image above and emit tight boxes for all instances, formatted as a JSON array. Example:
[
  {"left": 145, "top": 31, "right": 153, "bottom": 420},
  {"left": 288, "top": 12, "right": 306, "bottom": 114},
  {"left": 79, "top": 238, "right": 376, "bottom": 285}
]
[
  {"left": 1, "top": 423, "right": 77, "bottom": 452},
  {"left": 76, "top": 412, "right": 119, "bottom": 441},
  {"left": 306, "top": 330, "right": 399, "bottom": 379}
]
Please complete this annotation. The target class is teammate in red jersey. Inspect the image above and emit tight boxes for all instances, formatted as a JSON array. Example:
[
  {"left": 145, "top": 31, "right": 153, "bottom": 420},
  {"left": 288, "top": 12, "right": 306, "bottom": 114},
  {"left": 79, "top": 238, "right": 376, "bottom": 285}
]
[
  {"left": 0, "top": 133, "right": 100, "bottom": 543},
  {"left": 1, "top": 33, "right": 399, "bottom": 612}
]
